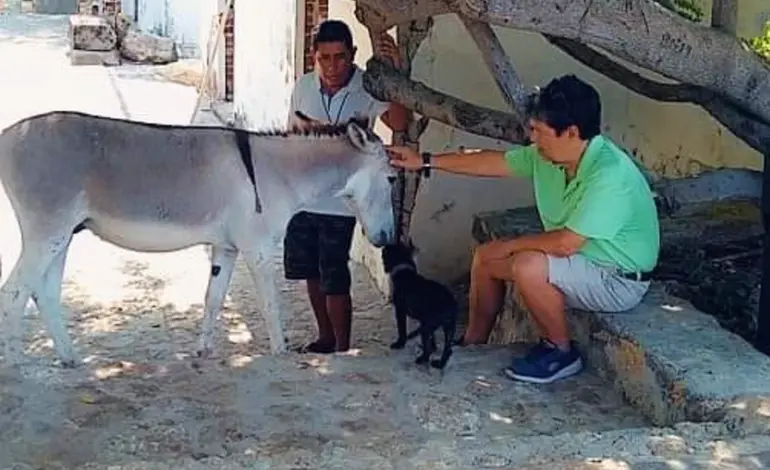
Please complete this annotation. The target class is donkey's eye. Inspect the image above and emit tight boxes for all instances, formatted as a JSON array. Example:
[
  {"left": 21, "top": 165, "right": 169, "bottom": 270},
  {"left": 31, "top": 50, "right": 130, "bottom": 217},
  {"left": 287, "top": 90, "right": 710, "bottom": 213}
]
[{"left": 387, "top": 176, "right": 397, "bottom": 184}]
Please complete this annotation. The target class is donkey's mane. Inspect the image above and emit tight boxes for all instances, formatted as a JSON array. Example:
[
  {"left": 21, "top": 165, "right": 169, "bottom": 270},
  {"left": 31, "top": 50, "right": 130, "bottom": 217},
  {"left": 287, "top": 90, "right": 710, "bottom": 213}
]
[
  {"left": 254, "top": 123, "right": 349, "bottom": 138},
  {"left": 250, "top": 117, "right": 373, "bottom": 141}
]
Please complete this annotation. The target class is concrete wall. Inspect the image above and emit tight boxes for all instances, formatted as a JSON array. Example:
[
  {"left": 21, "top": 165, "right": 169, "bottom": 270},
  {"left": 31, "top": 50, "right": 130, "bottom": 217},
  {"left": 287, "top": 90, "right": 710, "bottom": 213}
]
[
  {"left": 122, "top": 0, "right": 207, "bottom": 58},
  {"left": 231, "top": 0, "right": 297, "bottom": 129},
  {"left": 330, "top": 0, "right": 768, "bottom": 289}
]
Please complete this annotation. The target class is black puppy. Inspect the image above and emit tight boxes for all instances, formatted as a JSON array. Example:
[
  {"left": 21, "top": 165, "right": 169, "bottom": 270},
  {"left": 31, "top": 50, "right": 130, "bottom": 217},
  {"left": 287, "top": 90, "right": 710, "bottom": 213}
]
[{"left": 382, "top": 242, "right": 457, "bottom": 369}]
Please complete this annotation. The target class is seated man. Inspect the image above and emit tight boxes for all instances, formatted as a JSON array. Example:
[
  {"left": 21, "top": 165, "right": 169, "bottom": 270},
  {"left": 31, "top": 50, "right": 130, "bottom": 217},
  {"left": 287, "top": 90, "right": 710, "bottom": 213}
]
[{"left": 386, "top": 74, "right": 660, "bottom": 384}]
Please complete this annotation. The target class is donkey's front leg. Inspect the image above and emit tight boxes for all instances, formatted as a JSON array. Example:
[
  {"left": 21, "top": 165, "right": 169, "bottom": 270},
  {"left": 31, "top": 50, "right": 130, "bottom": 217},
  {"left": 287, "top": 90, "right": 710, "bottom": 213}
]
[
  {"left": 196, "top": 245, "right": 238, "bottom": 359},
  {"left": 241, "top": 246, "right": 287, "bottom": 354}
]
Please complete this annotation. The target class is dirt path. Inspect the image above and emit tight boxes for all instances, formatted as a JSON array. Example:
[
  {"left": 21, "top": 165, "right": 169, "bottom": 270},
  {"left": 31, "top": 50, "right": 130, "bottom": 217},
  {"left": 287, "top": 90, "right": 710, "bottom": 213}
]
[{"left": 0, "top": 12, "right": 664, "bottom": 470}]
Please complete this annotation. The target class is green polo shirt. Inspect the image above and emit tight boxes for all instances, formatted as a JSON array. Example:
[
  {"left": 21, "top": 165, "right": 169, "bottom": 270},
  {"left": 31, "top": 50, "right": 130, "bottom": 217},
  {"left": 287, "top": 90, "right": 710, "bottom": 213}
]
[{"left": 504, "top": 135, "right": 660, "bottom": 273}]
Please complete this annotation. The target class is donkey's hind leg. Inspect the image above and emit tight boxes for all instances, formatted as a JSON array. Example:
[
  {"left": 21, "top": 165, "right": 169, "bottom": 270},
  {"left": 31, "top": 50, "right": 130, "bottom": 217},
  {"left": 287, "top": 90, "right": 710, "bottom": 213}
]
[
  {"left": 1, "top": 237, "right": 67, "bottom": 366},
  {"left": 241, "top": 245, "right": 287, "bottom": 354},
  {"left": 196, "top": 245, "right": 238, "bottom": 359},
  {"left": 31, "top": 239, "right": 80, "bottom": 367}
]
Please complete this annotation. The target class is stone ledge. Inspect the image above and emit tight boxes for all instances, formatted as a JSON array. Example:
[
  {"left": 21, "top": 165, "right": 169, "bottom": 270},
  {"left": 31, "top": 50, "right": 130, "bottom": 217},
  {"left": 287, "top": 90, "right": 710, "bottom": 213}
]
[{"left": 472, "top": 204, "right": 770, "bottom": 431}]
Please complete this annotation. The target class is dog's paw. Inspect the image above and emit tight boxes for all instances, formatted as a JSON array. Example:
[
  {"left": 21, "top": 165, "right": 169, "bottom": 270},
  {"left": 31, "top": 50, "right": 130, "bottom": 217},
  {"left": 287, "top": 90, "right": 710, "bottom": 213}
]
[
  {"left": 430, "top": 358, "right": 447, "bottom": 369},
  {"left": 415, "top": 354, "right": 430, "bottom": 365},
  {"left": 390, "top": 339, "right": 406, "bottom": 350}
]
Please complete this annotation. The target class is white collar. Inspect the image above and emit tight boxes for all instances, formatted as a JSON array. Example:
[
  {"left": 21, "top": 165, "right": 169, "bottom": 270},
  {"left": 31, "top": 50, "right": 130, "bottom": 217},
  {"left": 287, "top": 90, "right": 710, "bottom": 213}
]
[{"left": 389, "top": 263, "right": 415, "bottom": 277}]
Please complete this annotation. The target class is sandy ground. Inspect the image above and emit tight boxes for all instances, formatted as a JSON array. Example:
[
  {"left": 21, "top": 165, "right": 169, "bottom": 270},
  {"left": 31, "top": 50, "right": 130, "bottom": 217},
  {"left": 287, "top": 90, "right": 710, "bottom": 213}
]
[{"left": 0, "top": 11, "right": 737, "bottom": 470}]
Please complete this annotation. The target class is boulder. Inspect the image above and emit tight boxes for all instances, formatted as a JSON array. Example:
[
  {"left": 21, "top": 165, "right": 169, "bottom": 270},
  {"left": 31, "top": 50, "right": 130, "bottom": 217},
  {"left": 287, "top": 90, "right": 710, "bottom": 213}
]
[
  {"left": 68, "top": 14, "right": 116, "bottom": 51},
  {"left": 120, "top": 29, "right": 178, "bottom": 64},
  {"left": 69, "top": 49, "right": 121, "bottom": 66},
  {"left": 108, "top": 11, "right": 135, "bottom": 43}
]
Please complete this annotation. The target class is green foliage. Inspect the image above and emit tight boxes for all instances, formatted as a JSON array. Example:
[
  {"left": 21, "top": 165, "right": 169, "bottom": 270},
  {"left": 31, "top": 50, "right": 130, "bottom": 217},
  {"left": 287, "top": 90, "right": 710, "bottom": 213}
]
[
  {"left": 656, "top": 0, "right": 705, "bottom": 22},
  {"left": 747, "top": 20, "right": 770, "bottom": 62}
]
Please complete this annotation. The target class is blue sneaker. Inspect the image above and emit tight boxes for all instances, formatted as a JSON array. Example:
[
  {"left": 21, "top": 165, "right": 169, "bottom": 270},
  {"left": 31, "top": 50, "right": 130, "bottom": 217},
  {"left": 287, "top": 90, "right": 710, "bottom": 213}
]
[{"left": 503, "top": 340, "right": 583, "bottom": 384}]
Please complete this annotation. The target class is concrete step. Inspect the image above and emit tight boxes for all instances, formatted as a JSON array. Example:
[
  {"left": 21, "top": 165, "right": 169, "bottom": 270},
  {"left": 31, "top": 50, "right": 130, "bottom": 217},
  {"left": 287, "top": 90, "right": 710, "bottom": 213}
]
[{"left": 472, "top": 203, "right": 770, "bottom": 436}]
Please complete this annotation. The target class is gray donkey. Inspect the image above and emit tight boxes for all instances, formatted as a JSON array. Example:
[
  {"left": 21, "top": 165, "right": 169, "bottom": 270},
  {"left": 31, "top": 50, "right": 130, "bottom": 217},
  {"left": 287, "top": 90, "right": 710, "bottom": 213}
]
[{"left": 0, "top": 110, "right": 396, "bottom": 367}]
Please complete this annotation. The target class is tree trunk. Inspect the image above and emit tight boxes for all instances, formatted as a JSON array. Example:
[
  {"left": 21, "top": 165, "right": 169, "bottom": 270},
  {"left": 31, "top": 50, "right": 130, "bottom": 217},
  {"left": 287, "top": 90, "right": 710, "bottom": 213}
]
[
  {"left": 355, "top": 0, "right": 770, "bottom": 128},
  {"left": 711, "top": 0, "right": 738, "bottom": 33}
]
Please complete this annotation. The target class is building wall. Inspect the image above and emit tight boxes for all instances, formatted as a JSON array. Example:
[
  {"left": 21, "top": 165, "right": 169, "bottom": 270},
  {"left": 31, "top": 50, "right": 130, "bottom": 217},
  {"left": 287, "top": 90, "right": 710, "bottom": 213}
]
[
  {"left": 330, "top": 0, "right": 768, "bottom": 288},
  {"left": 121, "top": 0, "right": 207, "bottom": 58},
  {"left": 231, "top": 0, "right": 297, "bottom": 129}
]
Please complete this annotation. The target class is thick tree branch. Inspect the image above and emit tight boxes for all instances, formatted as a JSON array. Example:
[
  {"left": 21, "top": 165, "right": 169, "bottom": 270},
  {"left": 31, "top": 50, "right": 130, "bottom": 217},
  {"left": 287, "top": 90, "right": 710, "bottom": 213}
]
[
  {"left": 355, "top": 0, "right": 770, "bottom": 127},
  {"left": 546, "top": 36, "right": 770, "bottom": 155},
  {"left": 459, "top": 16, "right": 529, "bottom": 117},
  {"left": 362, "top": 57, "right": 527, "bottom": 143}
]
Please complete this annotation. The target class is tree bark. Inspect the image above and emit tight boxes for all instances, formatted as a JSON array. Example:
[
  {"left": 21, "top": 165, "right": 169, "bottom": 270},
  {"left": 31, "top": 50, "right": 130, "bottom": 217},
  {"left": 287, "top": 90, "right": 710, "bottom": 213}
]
[
  {"left": 545, "top": 36, "right": 770, "bottom": 156},
  {"left": 458, "top": 16, "right": 529, "bottom": 116},
  {"left": 355, "top": 0, "right": 770, "bottom": 127},
  {"left": 711, "top": 0, "right": 738, "bottom": 33},
  {"left": 362, "top": 57, "right": 528, "bottom": 143}
]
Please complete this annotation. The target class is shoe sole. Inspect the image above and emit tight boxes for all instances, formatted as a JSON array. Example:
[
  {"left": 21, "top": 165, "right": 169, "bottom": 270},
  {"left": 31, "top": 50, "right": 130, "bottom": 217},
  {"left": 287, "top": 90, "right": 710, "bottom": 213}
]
[{"left": 503, "top": 357, "right": 584, "bottom": 384}]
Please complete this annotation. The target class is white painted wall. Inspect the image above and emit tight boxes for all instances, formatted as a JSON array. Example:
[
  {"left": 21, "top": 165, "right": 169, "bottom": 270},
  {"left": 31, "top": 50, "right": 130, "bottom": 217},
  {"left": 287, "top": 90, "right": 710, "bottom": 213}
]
[
  {"left": 232, "top": 0, "right": 297, "bottom": 129},
  {"left": 122, "top": 0, "right": 208, "bottom": 58}
]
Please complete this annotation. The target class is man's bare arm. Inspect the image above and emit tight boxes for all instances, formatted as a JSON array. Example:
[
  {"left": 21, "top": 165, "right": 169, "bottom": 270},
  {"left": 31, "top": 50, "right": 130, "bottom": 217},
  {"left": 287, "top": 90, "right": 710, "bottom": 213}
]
[{"left": 429, "top": 149, "right": 512, "bottom": 178}]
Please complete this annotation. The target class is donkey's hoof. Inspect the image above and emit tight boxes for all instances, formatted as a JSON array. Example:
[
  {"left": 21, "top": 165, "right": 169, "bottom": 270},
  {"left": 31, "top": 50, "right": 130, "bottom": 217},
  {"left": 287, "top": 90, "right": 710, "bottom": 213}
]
[
  {"left": 196, "top": 348, "right": 210, "bottom": 359},
  {"left": 59, "top": 356, "right": 82, "bottom": 368}
]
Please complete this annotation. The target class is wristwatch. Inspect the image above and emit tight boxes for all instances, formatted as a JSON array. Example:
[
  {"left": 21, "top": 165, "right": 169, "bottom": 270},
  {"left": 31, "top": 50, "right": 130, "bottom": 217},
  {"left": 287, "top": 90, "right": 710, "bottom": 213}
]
[{"left": 421, "top": 151, "right": 432, "bottom": 178}]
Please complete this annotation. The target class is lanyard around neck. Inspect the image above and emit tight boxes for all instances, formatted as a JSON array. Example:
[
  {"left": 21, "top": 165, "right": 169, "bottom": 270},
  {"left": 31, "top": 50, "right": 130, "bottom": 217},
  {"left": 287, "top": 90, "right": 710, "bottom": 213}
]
[{"left": 320, "top": 90, "right": 350, "bottom": 125}]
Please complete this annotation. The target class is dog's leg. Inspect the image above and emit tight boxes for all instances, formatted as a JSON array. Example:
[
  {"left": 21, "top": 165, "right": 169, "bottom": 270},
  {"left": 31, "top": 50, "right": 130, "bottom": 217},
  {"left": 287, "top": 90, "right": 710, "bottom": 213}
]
[
  {"left": 415, "top": 329, "right": 432, "bottom": 365},
  {"left": 390, "top": 295, "right": 409, "bottom": 349},
  {"left": 405, "top": 326, "right": 421, "bottom": 340},
  {"left": 431, "top": 316, "right": 456, "bottom": 369}
]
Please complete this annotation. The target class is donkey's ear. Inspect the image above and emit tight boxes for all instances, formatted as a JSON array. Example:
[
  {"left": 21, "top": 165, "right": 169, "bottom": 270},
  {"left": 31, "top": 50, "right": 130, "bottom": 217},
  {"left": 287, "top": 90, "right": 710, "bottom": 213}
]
[
  {"left": 346, "top": 121, "right": 369, "bottom": 150},
  {"left": 350, "top": 115, "right": 370, "bottom": 130}
]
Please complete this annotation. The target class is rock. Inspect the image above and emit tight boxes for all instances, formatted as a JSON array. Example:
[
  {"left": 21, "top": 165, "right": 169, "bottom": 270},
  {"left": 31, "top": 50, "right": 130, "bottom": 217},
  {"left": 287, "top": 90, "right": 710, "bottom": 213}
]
[
  {"left": 120, "top": 28, "right": 178, "bottom": 64},
  {"left": 69, "top": 48, "right": 121, "bottom": 66},
  {"left": 109, "top": 11, "right": 135, "bottom": 43},
  {"left": 68, "top": 14, "right": 117, "bottom": 51}
]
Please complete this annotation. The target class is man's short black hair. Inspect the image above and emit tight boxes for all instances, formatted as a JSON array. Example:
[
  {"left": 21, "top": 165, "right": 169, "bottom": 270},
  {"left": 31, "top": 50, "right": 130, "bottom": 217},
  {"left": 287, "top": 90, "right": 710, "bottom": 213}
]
[
  {"left": 525, "top": 74, "right": 602, "bottom": 140},
  {"left": 312, "top": 19, "right": 354, "bottom": 52}
]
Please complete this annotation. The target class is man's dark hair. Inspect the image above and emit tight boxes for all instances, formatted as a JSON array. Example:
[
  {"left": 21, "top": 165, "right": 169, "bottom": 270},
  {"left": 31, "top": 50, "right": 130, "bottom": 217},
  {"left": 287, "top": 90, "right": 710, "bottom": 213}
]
[
  {"left": 525, "top": 74, "right": 602, "bottom": 140},
  {"left": 312, "top": 19, "right": 354, "bottom": 52}
]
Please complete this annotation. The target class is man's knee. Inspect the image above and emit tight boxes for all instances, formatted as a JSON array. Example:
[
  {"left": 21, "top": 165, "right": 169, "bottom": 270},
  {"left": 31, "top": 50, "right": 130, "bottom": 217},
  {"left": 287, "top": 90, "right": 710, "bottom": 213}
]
[
  {"left": 319, "top": 260, "right": 352, "bottom": 295},
  {"left": 511, "top": 250, "right": 548, "bottom": 284}
]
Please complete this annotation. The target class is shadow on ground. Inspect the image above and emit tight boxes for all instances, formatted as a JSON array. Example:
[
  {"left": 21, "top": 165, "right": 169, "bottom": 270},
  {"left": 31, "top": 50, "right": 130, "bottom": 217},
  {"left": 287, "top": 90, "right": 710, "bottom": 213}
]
[{"left": 0, "top": 253, "right": 652, "bottom": 469}]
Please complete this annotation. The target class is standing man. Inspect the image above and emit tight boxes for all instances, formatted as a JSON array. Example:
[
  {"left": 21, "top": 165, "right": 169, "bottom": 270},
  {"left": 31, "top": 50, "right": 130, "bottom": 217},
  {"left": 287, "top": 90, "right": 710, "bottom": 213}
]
[
  {"left": 286, "top": 19, "right": 409, "bottom": 354},
  {"left": 387, "top": 74, "right": 660, "bottom": 384}
]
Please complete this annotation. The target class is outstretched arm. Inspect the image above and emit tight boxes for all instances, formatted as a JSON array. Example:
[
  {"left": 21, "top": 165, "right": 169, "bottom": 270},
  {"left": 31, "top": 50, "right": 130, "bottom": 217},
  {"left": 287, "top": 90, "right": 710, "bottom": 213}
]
[{"left": 387, "top": 145, "right": 521, "bottom": 178}]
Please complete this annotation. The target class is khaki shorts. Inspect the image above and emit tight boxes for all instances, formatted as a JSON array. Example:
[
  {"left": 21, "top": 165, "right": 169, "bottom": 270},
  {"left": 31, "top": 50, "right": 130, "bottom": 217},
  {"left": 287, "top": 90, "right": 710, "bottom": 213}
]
[{"left": 547, "top": 254, "right": 650, "bottom": 312}]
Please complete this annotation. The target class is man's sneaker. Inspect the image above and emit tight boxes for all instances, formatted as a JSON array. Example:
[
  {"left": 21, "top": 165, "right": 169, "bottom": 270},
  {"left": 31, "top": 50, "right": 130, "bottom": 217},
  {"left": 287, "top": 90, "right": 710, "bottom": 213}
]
[{"left": 503, "top": 340, "right": 584, "bottom": 384}]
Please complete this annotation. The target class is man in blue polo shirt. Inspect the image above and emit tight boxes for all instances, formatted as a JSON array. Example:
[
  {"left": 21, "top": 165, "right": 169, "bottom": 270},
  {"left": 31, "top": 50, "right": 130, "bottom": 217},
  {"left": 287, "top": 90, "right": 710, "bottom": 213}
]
[{"left": 387, "top": 75, "right": 660, "bottom": 384}]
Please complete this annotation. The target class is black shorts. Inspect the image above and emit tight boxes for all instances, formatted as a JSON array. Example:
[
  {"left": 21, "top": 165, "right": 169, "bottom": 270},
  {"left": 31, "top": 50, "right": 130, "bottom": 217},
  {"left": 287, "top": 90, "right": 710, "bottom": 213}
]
[{"left": 283, "top": 211, "right": 357, "bottom": 295}]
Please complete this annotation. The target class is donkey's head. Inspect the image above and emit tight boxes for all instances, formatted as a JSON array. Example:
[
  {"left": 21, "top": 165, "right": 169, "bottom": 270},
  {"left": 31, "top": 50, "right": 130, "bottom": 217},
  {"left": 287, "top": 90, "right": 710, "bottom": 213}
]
[{"left": 335, "top": 120, "right": 396, "bottom": 248}]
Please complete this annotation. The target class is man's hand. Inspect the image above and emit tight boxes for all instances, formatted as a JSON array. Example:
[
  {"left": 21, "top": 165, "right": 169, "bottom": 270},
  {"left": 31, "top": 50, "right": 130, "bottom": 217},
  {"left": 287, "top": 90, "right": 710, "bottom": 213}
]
[
  {"left": 386, "top": 145, "right": 422, "bottom": 171},
  {"left": 476, "top": 239, "right": 518, "bottom": 261},
  {"left": 374, "top": 33, "right": 401, "bottom": 68},
  {"left": 292, "top": 110, "right": 325, "bottom": 130}
]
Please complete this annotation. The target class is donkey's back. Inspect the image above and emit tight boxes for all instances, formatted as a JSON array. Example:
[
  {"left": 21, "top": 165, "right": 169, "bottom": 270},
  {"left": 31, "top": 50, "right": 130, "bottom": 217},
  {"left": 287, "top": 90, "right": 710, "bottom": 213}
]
[{"left": 0, "top": 111, "right": 255, "bottom": 251}]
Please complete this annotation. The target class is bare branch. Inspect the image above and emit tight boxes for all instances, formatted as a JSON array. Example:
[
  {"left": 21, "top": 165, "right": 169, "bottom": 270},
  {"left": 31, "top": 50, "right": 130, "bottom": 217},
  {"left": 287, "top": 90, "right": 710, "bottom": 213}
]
[
  {"left": 362, "top": 57, "right": 528, "bottom": 143},
  {"left": 459, "top": 15, "right": 529, "bottom": 116},
  {"left": 355, "top": 0, "right": 770, "bottom": 126},
  {"left": 546, "top": 36, "right": 770, "bottom": 155}
]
